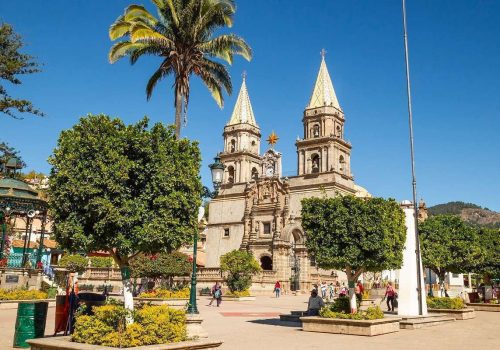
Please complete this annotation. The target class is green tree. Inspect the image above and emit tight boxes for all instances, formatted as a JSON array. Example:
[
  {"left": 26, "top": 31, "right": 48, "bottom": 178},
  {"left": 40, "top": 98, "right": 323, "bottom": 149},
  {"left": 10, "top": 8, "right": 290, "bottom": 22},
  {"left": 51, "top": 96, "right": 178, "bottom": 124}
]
[
  {"left": 108, "top": 0, "right": 252, "bottom": 138},
  {"left": 130, "top": 251, "right": 192, "bottom": 288},
  {"left": 48, "top": 114, "right": 202, "bottom": 316},
  {"left": 302, "top": 196, "right": 406, "bottom": 313},
  {"left": 419, "top": 215, "right": 483, "bottom": 293},
  {"left": 0, "top": 23, "right": 43, "bottom": 119},
  {"left": 474, "top": 227, "right": 499, "bottom": 284},
  {"left": 220, "top": 250, "right": 260, "bottom": 293}
]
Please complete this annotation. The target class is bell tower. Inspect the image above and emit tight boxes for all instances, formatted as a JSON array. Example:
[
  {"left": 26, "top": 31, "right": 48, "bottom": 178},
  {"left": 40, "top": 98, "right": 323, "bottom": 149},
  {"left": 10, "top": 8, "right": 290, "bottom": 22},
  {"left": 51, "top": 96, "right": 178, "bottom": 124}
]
[
  {"left": 296, "top": 51, "right": 352, "bottom": 178},
  {"left": 220, "top": 74, "right": 262, "bottom": 184}
]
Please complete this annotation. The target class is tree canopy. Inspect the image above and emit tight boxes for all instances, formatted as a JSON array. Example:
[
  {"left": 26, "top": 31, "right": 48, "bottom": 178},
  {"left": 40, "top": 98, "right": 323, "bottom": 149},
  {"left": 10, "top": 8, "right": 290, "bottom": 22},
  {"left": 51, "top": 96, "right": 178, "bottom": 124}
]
[
  {"left": 108, "top": 0, "right": 252, "bottom": 137},
  {"left": 302, "top": 196, "right": 406, "bottom": 275},
  {"left": 419, "top": 215, "right": 483, "bottom": 284},
  {"left": 220, "top": 250, "right": 260, "bottom": 292},
  {"left": 474, "top": 227, "right": 500, "bottom": 282},
  {"left": 130, "top": 251, "right": 192, "bottom": 285},
  {"left": 0, "top": 23, "right": 43, "bottom": 119},
  {"left": 48, "top": 114, "right": 203, "bottom": 268},
  {"left": 302, "top": 195, "right": 406, "bottom": 312}
]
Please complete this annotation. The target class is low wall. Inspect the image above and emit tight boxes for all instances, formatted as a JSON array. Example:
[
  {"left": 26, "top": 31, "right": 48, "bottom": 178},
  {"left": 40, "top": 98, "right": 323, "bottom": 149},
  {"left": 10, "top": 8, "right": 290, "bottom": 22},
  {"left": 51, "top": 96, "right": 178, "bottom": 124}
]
[
  {"left": 301, "top": 316, "right": 401, "bottom": 336},
  {"left": 27, "top": 336, "right": 223, "bottom": 350},
  {"left": 0, "top": 268, "right": 42, "bottom": 290},
  {"left": 466, "top": 303, "right": 500, "bottom": 312}
]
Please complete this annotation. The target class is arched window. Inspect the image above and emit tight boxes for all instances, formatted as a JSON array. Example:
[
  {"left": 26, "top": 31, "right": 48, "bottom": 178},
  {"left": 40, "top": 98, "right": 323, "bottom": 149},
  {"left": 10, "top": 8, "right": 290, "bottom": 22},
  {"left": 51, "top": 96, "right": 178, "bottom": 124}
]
[
  {"left": 230, "top": 139, "right": 236, "bottom": 153},
  {"left": 313, "top": 124, "right": 320, "bottom": 138},
  {"left": 336, "top": 125, "right": 342, "bottom": 138},
  {"left": 311, "top": 154, "right": 320, "bottom": 173},
  {"left": 260, "top": 256, "right": 273, "bottom": 271},
  {"left": 251, "top": 167, "right": 259, "bottom": 180},
  {"left": 339, "top": 155, "right": 345, "bottom": 172},
  {"left": 227, "top": 166, "right": 235, "bottom": 183}
]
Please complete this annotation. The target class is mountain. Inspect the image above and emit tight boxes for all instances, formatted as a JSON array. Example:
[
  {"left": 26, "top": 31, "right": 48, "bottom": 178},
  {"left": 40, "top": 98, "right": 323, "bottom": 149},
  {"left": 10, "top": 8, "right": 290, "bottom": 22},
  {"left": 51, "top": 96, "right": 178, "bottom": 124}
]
[{"left": 427, "top": 201, "right": 500, "bottom": 229}]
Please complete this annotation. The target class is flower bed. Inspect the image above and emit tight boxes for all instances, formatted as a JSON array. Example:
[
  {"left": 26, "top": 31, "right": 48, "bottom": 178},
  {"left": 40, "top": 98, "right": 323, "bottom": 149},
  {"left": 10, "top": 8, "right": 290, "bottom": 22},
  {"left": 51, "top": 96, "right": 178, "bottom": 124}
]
[
  {"left": 320, "top": 305, "right": 385, "bottom": 320},
  {"left": 139, "top": 288, "right": 190, "bottom": 299},
  {"left": 0, "top": 288, "right": 48, "bottom": 300},
  {"left": 427, "top": 297, "right": 465, "bottom": 310},
  {"left": 225, "top": 290, "right": 250, "bottom": 297},
  {"left": 72, "top": 304, "right": 187, "bottom": 348}
]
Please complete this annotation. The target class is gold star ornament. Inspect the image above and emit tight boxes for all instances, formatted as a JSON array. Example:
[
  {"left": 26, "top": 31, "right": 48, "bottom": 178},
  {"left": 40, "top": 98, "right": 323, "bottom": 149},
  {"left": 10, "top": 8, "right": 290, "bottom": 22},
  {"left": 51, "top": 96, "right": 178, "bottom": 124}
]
[{"left": 267, "top": 131, "right": 279, "bottom": 148}]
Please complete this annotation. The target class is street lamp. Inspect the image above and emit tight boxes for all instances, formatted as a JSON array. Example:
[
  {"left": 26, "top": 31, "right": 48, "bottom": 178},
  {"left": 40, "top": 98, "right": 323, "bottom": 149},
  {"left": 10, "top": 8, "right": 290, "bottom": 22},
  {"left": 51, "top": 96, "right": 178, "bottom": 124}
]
[
  {"left": 428, "top": 267, "right": 433, "bottom": 297},
  {"left": 186, "top": 154, "right": 225, "bottom": 315}
]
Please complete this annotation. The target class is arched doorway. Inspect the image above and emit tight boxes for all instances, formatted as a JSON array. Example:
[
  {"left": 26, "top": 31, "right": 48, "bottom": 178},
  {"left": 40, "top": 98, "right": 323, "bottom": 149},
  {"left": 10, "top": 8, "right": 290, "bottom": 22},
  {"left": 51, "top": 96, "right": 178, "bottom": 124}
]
[{"left": 260, "top": 255, "right": 273, "bottom": 270}]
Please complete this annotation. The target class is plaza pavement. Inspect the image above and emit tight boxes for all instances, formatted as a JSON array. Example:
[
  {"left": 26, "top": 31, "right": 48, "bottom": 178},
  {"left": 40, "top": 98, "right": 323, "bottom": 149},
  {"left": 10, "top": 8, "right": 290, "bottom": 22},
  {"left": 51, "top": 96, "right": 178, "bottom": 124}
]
[{"left": 0, "top": 294, "right": 498, "bottom": 349}]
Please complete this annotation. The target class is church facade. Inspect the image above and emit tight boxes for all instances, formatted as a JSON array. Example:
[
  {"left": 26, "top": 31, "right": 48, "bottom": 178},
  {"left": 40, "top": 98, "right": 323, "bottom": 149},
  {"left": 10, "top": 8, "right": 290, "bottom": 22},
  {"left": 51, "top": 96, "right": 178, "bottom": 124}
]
[{"left": 205, "top": 55, "right": 370, "bottom": 292}]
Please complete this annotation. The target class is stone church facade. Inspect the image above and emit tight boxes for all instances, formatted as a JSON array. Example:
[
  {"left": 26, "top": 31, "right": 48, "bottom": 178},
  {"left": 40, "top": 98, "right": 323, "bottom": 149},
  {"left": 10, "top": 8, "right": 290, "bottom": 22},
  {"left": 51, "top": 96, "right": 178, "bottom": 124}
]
[{"left": 205, "top": 55, "right": 371, "bottom": 292}]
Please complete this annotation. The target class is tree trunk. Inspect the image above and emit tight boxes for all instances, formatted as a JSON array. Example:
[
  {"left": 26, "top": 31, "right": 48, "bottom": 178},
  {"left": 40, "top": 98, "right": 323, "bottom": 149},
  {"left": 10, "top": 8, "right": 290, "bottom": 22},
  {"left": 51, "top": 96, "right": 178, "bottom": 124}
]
[
  {"left": 345, "top": 266, "right": 363, "bottom": 313},
  {"left": 112, "top": 252, "right": 134, "bottom": 323},
  {"left": 438, "top": 271, "right": 446, "bottom": 297},
  {"left": 174, "top": 90, "right": 182, "bottom": 138}
]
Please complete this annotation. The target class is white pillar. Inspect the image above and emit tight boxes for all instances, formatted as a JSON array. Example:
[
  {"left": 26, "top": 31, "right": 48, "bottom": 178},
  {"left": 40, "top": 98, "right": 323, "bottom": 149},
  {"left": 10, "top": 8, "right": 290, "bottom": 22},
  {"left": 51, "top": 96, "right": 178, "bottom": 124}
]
[{"left": 398, "top": 200, "right": 427, "bottom": 316}]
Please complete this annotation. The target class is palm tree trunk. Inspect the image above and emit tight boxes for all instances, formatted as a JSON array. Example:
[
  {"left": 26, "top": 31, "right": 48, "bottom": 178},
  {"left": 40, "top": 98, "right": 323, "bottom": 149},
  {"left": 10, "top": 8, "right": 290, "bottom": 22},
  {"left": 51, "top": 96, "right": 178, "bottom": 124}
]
[{"left": 174, "top": 91, "right": 182, "bottom": 138}]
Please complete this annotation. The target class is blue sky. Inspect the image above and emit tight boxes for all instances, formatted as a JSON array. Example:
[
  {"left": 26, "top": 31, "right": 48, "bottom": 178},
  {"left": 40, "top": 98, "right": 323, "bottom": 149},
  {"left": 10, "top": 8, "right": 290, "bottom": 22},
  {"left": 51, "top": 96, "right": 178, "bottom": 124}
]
[{"left": 1, "top": 0, "right": 499, "bottom": 211}]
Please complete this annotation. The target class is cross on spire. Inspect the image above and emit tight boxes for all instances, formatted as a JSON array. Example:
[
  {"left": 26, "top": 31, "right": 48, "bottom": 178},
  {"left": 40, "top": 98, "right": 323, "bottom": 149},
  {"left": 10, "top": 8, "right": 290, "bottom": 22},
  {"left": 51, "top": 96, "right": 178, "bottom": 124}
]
[
  {"left": 242, "top": 70, "right": 247, "bottom": 81},
  {"left": 320, "top": 48, "right": 327, "bottom": 59}
]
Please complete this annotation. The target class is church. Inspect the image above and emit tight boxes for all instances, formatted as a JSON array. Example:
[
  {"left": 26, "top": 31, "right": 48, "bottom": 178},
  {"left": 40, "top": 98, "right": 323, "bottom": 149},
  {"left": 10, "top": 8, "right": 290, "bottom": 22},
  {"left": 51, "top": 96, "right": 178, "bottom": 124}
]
[{"left": 205, "top": 53, "right": 371, "bottom": 292}]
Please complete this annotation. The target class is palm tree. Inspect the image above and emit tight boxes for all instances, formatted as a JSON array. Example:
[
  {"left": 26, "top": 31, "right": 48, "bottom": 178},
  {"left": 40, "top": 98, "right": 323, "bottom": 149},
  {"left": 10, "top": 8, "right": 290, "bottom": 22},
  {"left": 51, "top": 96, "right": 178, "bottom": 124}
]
[{"left": 109, "top": 0, "right": 252, "bottom": 138}]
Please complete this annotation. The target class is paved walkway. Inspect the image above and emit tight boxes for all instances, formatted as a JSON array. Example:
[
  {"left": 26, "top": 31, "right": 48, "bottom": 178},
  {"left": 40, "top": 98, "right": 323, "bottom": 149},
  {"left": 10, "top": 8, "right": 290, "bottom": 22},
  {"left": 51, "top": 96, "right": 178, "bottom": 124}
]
[{"left": 1, "top": 295, "right": 498, "bottom": 349}]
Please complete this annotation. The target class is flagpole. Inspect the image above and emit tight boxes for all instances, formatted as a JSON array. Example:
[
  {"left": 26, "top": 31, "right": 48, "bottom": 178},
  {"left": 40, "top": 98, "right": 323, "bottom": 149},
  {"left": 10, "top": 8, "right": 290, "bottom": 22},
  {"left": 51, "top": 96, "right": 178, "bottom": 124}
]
[{"left": 402, "top": 0, "right": 423, "bottom": 315}]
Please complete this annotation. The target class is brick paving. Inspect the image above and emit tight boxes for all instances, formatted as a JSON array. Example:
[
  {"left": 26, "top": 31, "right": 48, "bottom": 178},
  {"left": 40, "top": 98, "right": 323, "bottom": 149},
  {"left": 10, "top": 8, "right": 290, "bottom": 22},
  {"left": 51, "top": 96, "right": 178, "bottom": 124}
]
[{"left": 0, "top": 295, "right": 498, "bottom": 349}]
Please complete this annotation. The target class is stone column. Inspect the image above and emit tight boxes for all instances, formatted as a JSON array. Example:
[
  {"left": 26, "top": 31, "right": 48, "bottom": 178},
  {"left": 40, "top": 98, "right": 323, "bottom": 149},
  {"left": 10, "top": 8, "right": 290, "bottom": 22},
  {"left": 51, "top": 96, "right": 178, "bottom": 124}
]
[{"left": 398, "top": 200, "right": 428, "bottom": 316}]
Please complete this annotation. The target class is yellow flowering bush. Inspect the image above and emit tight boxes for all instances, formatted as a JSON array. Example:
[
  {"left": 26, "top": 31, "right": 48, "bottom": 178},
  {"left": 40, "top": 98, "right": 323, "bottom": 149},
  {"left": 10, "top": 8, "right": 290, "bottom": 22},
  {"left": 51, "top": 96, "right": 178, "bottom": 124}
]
[
  {"left": 225, "top": 289, "right": 251, "bottom": 297},
  {"left": 319, "top": 305, "right": 384, "bottom": 320},
  {"left": 138, "top": 287, "right": 190, "bottom": 299},
  {"left": 427, "top": 297, "right": 465, "bottom": 310},
  {"left": 72, "top": 304, "right": 187, "bottom": 348},
  {"left": 0, "top": 288, "right": 48, "bottom": 300}
]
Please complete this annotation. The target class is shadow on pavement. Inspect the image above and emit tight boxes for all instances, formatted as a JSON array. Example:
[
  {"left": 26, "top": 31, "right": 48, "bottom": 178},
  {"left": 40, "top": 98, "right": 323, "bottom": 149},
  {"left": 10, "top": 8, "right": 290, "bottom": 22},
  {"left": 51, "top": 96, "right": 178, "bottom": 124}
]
[{"left": 247, "top": 318, "right": 301, "bottom": 328}]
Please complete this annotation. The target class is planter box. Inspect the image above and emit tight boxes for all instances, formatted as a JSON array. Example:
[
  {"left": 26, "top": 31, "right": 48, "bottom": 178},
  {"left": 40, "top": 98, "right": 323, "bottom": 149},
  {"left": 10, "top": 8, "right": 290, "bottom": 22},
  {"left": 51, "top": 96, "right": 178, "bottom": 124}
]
[
  {"left": 466, "top": 303, "right": 500, "bottom": 312},
  {"left": 27, "top": 336, "right": 222, "bottom": 350},
  {"left": 428, "top": 308, "right": 476, "bottom": 320},
  {"left": 222, "top": 296, "right": 256, "bottom": 301},
  {"left": 359, "top": 298, "right": 375, "bottom": 309},
  {"left": 301, "top": 316, "right": 401, "bottom": 336},
  {"left": 0, "top": 299, "right": 56, "bottom": 310},
  {"left": 134, "top": 298, "right": 189, "bottom": 309}
]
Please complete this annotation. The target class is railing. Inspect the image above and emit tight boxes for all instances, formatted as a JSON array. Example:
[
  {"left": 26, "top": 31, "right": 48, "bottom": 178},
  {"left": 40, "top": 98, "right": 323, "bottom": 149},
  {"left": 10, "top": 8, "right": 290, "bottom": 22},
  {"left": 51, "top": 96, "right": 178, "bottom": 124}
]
[{"left": 5, "top": 252, "right": 37, "bottom": 269}]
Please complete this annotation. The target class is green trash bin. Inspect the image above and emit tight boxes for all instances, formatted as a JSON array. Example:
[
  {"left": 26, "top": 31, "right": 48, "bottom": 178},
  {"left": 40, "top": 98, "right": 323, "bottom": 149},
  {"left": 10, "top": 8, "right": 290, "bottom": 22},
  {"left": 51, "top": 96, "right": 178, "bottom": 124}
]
[{"left": 13, "top": 301, "right": 49, "bottom": 348}]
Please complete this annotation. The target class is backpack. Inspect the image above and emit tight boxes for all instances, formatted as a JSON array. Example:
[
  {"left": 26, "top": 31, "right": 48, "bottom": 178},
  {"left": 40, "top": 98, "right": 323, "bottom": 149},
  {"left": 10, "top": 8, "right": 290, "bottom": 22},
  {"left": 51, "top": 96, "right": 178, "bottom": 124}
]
[{"left": 214, "top": 289, "right": 221, "bottom": 298}]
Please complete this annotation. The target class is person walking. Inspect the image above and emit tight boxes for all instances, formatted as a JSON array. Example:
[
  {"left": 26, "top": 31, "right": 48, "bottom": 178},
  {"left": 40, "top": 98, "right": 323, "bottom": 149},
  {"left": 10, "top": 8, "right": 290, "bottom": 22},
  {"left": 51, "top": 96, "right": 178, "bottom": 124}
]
[
  {"left": 320, "top": 281, "right": 327, "bottom": 299},
  {"left": 307, "top": 289, "right": 325, "bottom": 316},
  {"left": 328, "top": 282, "right": 335, "bottom": 300},
  {"left": 339, "top": 282, "right": 348, "bottom": 297},
  {"left": 384, "top": 282, "right": 396, "bottom": 312},
  {"left": 274, "top": 281, "right": 281, "bottom": 298},
  {"left": 208, "top": 282, "right": 221, "bottom": 306},
  {"left": 356, "top": 280, "right": 364, "bottom": 303}
]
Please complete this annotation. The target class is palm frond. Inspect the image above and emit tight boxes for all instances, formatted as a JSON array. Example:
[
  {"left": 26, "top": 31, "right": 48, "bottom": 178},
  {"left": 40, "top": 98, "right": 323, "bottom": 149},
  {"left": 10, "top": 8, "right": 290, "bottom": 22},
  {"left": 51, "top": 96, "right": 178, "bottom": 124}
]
[
  {"left": 200, "top": 34, "right": 252, "bottom": 63},
  {"left": 146, "top": 62, "right": 173, "bottom": 100},
  {"left": 124, "top": 4, "right": 157, "bottom": 24},
  {"left": 109, "top": 41, "right": 147, "bottom": 63},
  {"left": 109, "top": 18, "right": 131, "bottom": 40}
]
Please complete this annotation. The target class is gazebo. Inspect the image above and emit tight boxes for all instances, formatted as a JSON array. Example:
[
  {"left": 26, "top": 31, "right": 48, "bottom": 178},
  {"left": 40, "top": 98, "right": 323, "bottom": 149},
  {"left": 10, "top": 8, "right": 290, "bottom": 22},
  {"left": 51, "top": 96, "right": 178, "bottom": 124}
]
[{"left": 0, "top": 158, "right": 48, "bottom": 268}]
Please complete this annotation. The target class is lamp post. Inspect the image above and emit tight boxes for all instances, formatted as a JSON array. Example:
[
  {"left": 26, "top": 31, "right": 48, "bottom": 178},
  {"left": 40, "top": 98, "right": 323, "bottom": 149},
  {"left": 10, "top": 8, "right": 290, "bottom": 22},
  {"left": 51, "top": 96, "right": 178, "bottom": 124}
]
[
  {"left": 186, "top": 155, "right": 224, "bottom": 315},
  {"left": 0, "top": 211, "right": 6, "bottom": 260}
]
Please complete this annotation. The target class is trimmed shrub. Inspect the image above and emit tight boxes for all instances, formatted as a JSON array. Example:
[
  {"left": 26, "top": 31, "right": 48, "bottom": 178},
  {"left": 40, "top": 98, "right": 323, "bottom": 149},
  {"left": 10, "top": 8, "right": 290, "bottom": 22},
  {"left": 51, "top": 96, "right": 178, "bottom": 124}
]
[
  {"left": 0, "top": 288, "right": 48, "bottom": 300},
  {"left": 72, "top": 304, "right": 186, "bottom": 348},
  {"left": 427, "top": 297, "right": 465, "bottom": 309},
  {"left": 330, "top": 296, "right": 351, "bottom": 313},
  {"left": 138, "top": 287, "right": 190, "bottom": 299},
  {"left": 59, "top": 254, "right": 88, "bottom": 273},
  {"left": 320, "top": 305, "right": 384, "bottom": 320},
  {"left": 89, "top": 256, "right": 113, "bottom": 268}
]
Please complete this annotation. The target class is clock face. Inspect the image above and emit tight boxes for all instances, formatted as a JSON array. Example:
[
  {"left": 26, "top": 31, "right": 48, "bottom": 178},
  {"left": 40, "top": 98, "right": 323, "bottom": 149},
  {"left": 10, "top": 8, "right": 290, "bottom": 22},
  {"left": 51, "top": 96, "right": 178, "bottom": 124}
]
[{"left": 266, "top": 166, "right": 274, "bottom": 177}]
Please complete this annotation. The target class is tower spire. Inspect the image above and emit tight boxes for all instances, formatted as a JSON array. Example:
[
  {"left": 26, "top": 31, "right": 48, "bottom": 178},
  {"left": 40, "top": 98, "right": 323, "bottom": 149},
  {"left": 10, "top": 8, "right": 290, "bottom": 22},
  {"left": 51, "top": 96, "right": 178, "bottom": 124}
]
[
  {"left": 227, "top": 73, "right": 258, "bottom": 126},
  {"left": 307, "top": 50, "right": 341, "bottom": 110}
]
